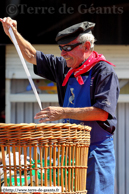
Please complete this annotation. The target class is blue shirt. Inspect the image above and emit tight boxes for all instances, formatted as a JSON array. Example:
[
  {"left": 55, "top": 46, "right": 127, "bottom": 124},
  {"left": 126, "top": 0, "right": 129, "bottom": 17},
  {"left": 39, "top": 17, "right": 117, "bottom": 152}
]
[{"left": 34, "top": 51, "right": 120, "bottom": 134}]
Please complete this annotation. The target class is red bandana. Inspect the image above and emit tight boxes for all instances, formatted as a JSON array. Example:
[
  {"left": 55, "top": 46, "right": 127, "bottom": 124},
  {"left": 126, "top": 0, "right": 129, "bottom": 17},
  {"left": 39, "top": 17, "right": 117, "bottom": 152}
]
[{"left": 62, "top": 51, "right": 115, "bottom": 86}]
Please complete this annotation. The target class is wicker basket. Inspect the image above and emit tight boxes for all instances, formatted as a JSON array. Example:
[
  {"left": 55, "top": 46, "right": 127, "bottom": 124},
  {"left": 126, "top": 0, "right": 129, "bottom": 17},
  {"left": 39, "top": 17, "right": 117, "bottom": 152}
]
[{"left": 0, "top": 123, "right": 91, "bottom": 194}]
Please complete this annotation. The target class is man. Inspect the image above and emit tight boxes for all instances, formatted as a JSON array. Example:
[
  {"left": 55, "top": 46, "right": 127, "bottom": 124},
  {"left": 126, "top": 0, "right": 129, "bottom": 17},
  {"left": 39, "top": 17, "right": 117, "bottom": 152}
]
[{"left": 0, "top": 17, "right": 119, "bottom": 193}]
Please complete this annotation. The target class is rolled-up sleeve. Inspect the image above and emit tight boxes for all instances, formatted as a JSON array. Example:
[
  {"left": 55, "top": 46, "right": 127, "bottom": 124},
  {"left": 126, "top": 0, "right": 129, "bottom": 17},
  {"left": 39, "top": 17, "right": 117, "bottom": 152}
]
[
  {"left": 33, "top": 51, "right": 68, "bottom": 106},
  {"left": 34, "top": 51, "right": 66, "bottom": 82},
  {"left": 93, "top": 68, "right": 120, "bottom": 118}
]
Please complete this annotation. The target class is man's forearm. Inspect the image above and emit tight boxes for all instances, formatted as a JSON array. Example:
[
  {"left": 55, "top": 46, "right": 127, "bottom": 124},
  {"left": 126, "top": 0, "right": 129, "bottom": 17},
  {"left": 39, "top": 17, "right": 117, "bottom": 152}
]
[
  {"left": 0, "top": 17, "right": 37, "bottom": 65},
  {"left": 11, "top": 30, "right": 37, "bottom": 64},
  {"left": 34, "top": 106, "right": 109, "bottom": 122},
  {"left": 63, "top": 107, "right": 108, "bottom": 121}
]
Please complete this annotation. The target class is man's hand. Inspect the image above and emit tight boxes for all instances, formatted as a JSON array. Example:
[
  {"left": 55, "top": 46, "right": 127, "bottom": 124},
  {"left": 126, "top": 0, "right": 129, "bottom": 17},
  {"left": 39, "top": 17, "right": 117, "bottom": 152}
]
[
  {"left": 0, "top": 17, "right": 37, "bottom": 64},
  {"left": 34, "top": 106, "right": 65, "bottom": 123},
  {"left": 0, "top": 17, "right": 17, "bottom": 37}
]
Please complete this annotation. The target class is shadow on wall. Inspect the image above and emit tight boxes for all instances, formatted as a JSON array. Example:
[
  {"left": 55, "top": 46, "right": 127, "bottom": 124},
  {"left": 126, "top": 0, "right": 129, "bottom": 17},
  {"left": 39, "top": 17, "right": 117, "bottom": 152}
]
[{"left": 0, "top": 46, "right": 5, "bottom": 123}]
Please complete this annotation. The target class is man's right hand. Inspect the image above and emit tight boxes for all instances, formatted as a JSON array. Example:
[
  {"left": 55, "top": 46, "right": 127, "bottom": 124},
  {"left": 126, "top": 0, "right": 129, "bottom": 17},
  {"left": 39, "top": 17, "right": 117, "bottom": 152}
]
[
  {"left": 0, "top": 17, "right": 17, "bottom": 37},
  {"left": 0, "top": 17, "right": 37, "bottom": 65}
]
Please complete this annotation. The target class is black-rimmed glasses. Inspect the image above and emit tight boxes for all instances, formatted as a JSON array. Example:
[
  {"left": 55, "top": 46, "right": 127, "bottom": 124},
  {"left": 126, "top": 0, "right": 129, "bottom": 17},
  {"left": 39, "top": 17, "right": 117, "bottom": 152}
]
[{"left": 59, "top": 42, "right": 83, "bottom": 52}]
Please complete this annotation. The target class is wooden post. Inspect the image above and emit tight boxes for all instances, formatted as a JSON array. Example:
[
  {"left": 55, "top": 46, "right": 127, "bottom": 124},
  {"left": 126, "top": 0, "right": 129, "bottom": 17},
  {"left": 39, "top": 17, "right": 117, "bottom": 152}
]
[
  {"left": 29, "top": 146, "right": 33, "bottom": 186},
  {"left": 57, "top": 146, "right": 60, "bottom": 186},
  {"left": 7, "top": 145, "right": 12, "bottom": 186},
  {"left": 75, "top": 145, "right": 78, "bottom": 192},
  {"left": 84, "top": 146, "right": 89, "bottom": 191},
  {"left": 18, "top": 145, "right": 22, "bottom": 186},
  {"left": 78, "top": 146, "right": 81, "bottom": 191},
  {"left": 24, "top": 145, "right": 27, "bottom": 186},
  {"left": 61, "top": 145, "right": 64, "bottom": 192},
  {"left": 12, "top": 145, "right": 17, "bottom": 186},
  {"left": 40, "top": 146, "right": 43, "bottom": 186},
  {"left": 65, "top": 146, "right": 68, "bottom": 192},
  {"left": 49, "top": 144, "right": 52, "bottom": 186},
  {"left": 53, "top": 144, "right": 56, "bottom": 187},
  {"left": 71, "top": 145, "right": 75, "bottom": 191},
  {"left": 34, "top": 145, "right": 38, "bottom": 186},
  {"left": 44, "top": 143, "right": 48, "bottom": 186},
  {"left": 68, "top": 145, "right": 71, "bottom": 192},
  {"left": 1, "top": 145, "right": 7, "bottom": 186}
]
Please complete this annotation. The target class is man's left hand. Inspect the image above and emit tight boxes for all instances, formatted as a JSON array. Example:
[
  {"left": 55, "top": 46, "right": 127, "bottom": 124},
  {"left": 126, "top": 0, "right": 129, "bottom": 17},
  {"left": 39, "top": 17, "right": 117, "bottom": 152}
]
[{"left": 34, "top": 106, "right": 64, "bottom": 123}]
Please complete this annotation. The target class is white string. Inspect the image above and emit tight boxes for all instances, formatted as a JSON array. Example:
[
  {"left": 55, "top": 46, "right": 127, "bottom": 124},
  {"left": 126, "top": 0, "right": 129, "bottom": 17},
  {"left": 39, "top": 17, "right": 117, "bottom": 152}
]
[{"left": 9, "top": 27, "right": 42, "bottom": 110}]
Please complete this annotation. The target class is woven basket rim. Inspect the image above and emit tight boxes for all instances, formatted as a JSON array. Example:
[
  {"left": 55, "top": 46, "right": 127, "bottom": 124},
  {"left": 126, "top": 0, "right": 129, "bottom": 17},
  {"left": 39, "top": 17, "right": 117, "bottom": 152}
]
[{"left": 0, "top": 123, "right": 91, "bottom": 131}]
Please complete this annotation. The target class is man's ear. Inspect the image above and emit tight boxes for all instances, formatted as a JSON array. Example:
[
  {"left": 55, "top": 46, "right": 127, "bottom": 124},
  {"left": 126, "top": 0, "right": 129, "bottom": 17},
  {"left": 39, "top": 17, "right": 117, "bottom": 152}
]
[{"left": 84, "top": 41, "right": 91, "bottom": 52}]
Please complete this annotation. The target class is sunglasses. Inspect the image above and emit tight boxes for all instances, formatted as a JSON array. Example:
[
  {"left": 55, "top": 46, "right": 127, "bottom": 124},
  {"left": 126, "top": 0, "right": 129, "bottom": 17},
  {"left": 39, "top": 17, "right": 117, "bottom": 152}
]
[{"left": 59, "top": 42, "right": 83, "bottom": 52}]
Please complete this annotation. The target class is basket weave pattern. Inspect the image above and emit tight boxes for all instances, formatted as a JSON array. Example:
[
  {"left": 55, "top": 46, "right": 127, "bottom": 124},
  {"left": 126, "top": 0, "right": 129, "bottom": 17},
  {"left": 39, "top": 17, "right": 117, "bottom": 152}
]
[{"left": 0, "top": 123, "right": 91, "bottom": 194}]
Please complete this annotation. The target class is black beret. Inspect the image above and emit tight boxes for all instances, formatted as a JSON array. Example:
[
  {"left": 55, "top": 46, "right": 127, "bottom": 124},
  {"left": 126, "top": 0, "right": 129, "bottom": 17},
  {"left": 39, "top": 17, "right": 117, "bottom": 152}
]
[{"left": 55, "top": 21, "right": 95, "bottom": 44}]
